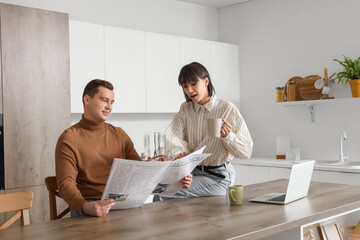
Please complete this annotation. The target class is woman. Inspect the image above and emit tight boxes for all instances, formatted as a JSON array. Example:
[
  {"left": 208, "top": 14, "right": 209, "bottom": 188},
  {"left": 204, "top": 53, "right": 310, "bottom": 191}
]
[{"left": 157, "top": 62, "right": 253, "bottom": 200}]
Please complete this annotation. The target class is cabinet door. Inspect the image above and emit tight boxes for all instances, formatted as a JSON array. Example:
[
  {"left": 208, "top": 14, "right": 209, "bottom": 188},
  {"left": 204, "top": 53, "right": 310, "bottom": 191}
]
[
  {"left": 180, "top": 37, "right": 212, "bottom": 75},
  {"left": 69, "top": 20, "right": 105, "bottom": 113},
  {"left": 270, "top": 168, "right": 321, "bottom": 182},
  {"left": 312, "top": 170, "right": 320, "bottom": 182},
  {"left": 318, "top": 171, "right": 360, "bottom": 185},
  {"left": 211, "top": 42, "right": 240, "bottom": 107},
  {"left": 269, "top": 167, "right": 291, "bottom": 181},
  {"left": 104, "top": 26, "right": 146, "bottom": 112},
  {"left": 145, "top": 32, "right": 183, "bottom": 112},
  {"left": 233, "top": 165, "right": 269, "bottom": 186}
]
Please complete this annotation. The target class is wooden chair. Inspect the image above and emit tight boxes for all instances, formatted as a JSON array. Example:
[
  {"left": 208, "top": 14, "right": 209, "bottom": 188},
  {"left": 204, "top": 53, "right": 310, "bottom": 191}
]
[
  {"left": 341, "top": 220, "right": 360, "bottom": 240},
  {"left": 303, "top": 223, "right": 324, "bottom": 240},
  {"left": 45, "top": 176, "right": 70, "bottom": 220},
  {"left": 323, "top": 223, "right": 343, "bottom": 240},
  {"left": 0, "top": 191, "right": 33, "bottom": 230}
]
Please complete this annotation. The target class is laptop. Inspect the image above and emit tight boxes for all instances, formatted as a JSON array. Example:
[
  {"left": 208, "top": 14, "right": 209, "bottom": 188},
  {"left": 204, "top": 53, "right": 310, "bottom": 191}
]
[{"left": 250, "top": 160, "right": 315, "bottom": 205}]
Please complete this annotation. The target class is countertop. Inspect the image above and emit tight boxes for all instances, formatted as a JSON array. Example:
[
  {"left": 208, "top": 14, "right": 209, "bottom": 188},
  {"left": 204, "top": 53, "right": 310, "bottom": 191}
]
[
  {"left": 2, "top": 180, "right": 360, "bottom": 240},
  {"left": 232, "top": 157, "right": 360, "bottom": 173}
]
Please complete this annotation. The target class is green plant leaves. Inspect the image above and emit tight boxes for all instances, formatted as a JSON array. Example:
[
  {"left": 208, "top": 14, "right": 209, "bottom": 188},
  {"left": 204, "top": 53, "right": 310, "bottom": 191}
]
[{"left": 333, "top": 56, "right": 360, "bottom": 84}]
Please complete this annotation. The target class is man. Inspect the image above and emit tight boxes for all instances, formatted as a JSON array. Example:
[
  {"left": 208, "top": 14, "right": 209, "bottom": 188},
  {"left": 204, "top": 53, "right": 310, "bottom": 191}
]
[{"left": 56, "top": 79, "right": 192, "bottom": 217}]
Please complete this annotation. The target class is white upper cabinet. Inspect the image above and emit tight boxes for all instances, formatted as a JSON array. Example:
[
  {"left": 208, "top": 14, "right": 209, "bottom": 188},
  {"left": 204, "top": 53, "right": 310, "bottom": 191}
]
[
  {"left": 104, "top": 26, "right": 146, "bottom": 112},
  {"left": 211, "top": 42, "right": 240, "bottom": 107},
  {"left": 69, "top": 20, "right": 240, "bottom": 113},
  {"left": 145, "top": 32, "right": 184, "bottom": 112},
  {"left": 180, "top": 37, "right": 212, "bottom": 75},
  {"left": 69, "top": 20, "right": 105, "bottom": 113}
]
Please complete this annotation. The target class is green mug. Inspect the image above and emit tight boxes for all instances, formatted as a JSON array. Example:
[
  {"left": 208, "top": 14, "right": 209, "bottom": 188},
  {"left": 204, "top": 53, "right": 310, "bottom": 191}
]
[{"left": 228, "top": 185, "right": 243, "bottom": 205}]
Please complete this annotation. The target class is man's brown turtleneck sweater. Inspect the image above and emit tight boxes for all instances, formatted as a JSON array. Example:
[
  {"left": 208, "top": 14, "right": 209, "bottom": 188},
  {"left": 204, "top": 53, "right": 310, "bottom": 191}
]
[{"left": 55, "top": 115, "right": 141, "bottom": 212}]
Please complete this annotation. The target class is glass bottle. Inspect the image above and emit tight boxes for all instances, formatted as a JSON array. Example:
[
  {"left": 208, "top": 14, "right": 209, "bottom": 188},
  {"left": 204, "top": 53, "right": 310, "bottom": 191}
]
[
  {"left": 143, "top": 134, "right": 150, "bottom": 160},
  {"left": 153, "top": 131, "right": 161, "bottom": 157}
]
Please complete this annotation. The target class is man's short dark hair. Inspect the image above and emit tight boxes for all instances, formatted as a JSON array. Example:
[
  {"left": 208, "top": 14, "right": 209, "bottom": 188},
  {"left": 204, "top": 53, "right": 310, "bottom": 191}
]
[{"left": 82, "top": 79, "right": 114, "bottom": 104}]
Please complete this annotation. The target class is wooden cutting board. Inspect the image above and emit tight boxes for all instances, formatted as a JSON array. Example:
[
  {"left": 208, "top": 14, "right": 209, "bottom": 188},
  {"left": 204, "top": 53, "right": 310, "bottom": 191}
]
[
  {"left": 299, "top": 75, "right": 323, "bottom": 100},
  {"left": 284, "top": 76, "right": 303, "bottom": 101}
]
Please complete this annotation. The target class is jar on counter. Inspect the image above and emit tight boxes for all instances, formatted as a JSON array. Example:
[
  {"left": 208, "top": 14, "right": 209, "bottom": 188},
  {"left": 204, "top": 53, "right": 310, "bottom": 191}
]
[
  {"left": 287, "top": 81, "right": 296, "bottom": 102},
  {"left": 275, "top": 87, "right": 284, "bottom": 102}
]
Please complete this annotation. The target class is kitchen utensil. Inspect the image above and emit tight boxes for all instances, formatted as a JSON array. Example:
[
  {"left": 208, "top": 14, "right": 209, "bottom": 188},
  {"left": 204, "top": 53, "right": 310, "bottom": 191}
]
[
  {"left": 207, "top": 118, "right": 222, "bottom": 137},
  {"left": 287, "top": 81, "right": 296, "bottom": 101},
  {"left": 284, "top": 76, "right": 303, "bottom": 101},
  {"left": 327, "top": 72, "right": 336, "bottom": 87},
  {"left": 228, "top": 185, "right": 243, "bottom": 205},
  {"left": 321, "top": 68, "right": 335, "bottom": 99},
  {"left": 328, "top": 72, "right": 336, "bottom": 81},
  {"left": 324, "top": 67, "right": 328, "bottom": 83},
  {"left": 322, "top": 86, "right": 330, "bottom": 94},
  {"left": 314, "top": 79, "right": 324, "bottom": 89},
  {"left": 328, "top": 78, "right": 336, "bottom": 87},
  {"left": 298, "top": 75, "right": 323, "bottom": 100}
]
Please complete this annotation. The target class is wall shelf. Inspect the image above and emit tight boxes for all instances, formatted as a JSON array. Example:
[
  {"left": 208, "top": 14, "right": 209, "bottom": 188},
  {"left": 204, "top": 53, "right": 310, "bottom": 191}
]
[
  {"left": 276, "top": 98, "right": 360, "bottom": 122},
  {"left": 277, "top": 97, "right": 360, "bottom": 106}
]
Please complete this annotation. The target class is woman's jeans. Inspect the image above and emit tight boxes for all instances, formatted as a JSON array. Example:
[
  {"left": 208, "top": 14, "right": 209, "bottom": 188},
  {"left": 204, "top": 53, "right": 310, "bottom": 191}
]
[{"left": 154, "top": 162, "right": 235, "bottom": 201}]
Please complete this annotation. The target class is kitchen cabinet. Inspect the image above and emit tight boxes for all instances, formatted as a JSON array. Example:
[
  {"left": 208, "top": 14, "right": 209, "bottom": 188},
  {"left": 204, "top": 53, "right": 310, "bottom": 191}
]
[
  {"left": 69, "top": 20, "right": 240, "bottom": 113},
  {"left": 233, "top": 165, "right": 268, "bottom": 185},
  {"left": 233, "top": 162, "right": 357, "bottom": 186},
  {"left": 180, "top": 37, "right": 212, "bottom": 74},
  {"left": 269, "top": 168, "right": 321, "bottom": 182},
  {"left": 104, "top": 26, "right": 146, "bottom": 112},
  {"left": 269, "top": 167, "right": 291, "bottom": 181},
  {"left": 211, "top": 42, "right": 240, "bottom": 107},
  {"left": 0, "top": 3, "right": 70, "bottom": 223},
  {"left": 318, "top": 171, "right": 360, "bottom": 185},
  {"left": 69, "top": 20, "right": 105, "bottom": 113},
  {"left": 145, "top": 32, "right": 184, "bottom": 112}
]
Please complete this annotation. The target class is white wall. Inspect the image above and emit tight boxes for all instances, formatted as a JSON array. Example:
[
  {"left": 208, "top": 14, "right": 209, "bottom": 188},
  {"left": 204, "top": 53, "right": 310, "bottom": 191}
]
[
  {"left": 219, "top": 0, "right": 360, "bottom": 161},
  {"left": 0, "top": 0, "right": 220, "bottom": 154},
  {"left": 0, "top": 0, "right": 219, "bottom": 40}
]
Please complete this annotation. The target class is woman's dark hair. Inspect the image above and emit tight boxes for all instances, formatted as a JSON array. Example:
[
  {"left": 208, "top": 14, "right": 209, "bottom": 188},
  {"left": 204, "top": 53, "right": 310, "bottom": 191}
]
[
  {"left": 82, "top": 79, "right": 114, "bottom": 105},
  {"left": 178, "top": 62, "right": 215, "bottom": 102}
]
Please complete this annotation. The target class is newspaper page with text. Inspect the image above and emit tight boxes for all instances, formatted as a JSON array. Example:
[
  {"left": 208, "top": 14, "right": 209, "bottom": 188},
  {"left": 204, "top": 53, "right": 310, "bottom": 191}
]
[{"left": 101, "top": 146, "right": 210, "bottom": 209}]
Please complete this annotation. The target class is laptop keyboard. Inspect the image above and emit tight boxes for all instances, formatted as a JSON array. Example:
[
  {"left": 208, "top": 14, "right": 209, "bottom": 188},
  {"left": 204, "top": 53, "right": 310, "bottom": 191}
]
[{"left": 267, "top": 194, "right": 286, "bottom": 202}]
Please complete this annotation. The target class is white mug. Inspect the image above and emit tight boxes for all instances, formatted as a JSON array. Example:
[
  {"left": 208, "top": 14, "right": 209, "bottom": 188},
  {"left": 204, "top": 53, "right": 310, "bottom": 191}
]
[{"left": 207, "top": 118, "right": 222, "bottom": 137}]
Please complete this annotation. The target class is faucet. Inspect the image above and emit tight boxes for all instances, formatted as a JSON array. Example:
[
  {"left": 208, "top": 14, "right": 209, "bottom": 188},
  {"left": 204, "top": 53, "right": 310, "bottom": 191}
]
[{"left": 339, "top": 130, "right": 349, "bottom": 162}]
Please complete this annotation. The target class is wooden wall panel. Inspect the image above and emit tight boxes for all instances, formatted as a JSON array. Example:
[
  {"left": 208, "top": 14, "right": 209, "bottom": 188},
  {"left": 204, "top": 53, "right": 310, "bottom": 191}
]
[{"left": 0, "top": 4, "right": 70, "bottom": 189}]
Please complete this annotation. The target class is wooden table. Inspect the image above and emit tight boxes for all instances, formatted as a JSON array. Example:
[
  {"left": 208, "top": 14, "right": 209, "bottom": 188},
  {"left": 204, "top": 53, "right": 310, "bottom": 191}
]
[{"left": 2, "top": 180, "right": 360, "bottom": 240}]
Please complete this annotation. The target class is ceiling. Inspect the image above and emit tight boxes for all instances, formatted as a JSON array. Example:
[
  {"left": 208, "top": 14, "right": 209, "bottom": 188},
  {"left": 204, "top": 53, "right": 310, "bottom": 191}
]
[{"left": 177, "top": 0, "right": 250, "bottom": 8}]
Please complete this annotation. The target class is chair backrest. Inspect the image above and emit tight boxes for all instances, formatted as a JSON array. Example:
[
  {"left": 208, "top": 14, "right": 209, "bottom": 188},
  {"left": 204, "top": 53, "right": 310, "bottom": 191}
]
[
  {"left": 0, "top": 191, "right": 33, "bottom": 230},
  {"left": 45, "top": 176, "right": 70, "bottom": 220}
]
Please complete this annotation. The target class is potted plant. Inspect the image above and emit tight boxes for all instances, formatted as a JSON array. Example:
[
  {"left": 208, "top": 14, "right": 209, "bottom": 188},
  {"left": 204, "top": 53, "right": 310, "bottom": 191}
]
[{"left": 333, "top": 55, "right": 360, "bottom": 98}]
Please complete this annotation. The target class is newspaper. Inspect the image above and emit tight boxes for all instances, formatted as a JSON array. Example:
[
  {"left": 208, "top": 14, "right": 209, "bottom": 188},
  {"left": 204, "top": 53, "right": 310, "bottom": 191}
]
[{"left": 101, "top": 146, "right": 211, "bottom": 209}]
